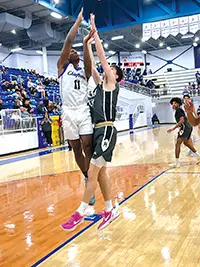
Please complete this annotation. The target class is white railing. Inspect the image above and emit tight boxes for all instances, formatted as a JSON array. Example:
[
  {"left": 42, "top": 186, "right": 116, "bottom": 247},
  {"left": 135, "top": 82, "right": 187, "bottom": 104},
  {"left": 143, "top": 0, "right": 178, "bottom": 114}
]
[
  {"left": 0, "top": 109, "right": 37, "bottom": 136},
  {"left": 132, "top": 104, "right": 144, "bottom": 125}
]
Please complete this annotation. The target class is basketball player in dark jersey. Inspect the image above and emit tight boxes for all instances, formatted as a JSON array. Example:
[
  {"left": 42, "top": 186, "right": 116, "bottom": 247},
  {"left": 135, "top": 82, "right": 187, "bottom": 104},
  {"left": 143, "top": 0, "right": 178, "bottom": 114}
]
[
  {"left": 61, "top": 14, "right": 123, "bottom": 231},
  {"left": 167, "top": 97, "right": 200, "bottom": 167}
]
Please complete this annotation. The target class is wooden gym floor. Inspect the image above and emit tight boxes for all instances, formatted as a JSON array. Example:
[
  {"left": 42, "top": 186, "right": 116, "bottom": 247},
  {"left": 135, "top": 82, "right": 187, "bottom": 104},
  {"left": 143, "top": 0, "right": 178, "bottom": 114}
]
[{"left": 1, "top": 125, "right": 200, "bottom": 267}]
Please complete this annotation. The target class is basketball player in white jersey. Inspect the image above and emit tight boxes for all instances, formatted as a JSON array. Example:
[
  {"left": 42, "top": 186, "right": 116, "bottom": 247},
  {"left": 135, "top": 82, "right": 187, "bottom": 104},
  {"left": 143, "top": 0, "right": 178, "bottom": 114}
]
[{"left": 57, "top": 8, "right": 95, "bottom": 205}]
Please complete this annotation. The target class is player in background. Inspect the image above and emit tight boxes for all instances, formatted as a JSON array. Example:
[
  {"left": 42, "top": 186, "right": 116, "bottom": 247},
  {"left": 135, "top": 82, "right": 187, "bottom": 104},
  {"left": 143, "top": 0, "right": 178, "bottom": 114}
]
[{"left": 167, "top": 97, "right": 200, "bottom": 168}]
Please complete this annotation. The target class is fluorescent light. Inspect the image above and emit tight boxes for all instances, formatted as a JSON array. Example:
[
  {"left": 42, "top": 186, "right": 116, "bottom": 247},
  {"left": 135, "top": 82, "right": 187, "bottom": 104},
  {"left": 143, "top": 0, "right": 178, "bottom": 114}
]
[
  {"left": 53, "top": 0, "right": 59, "bottom": 4},
  {"left": 73, "top": 43, "right": 83, "bottom": 47},
  {"left": 195, "top": 37, "right": 199, "bottom": 42},
  {"left": 11, "top": 29, "right": 16, "bottom": 34},
  {"left": 141, "top": 37, "right": 146, "bottom": 42},
  {"left": 36, "top": 50, "right": 43, "bottom": 55},
  {"left": 50, "top": 12, "right": 62, "bottom": 19},
  {"left": 193, "top": 42, "right": 198, "bottom": 47},
  {"left": 142, "top": 50, "right": 147, "bottom": 54},
  {"left": 104, "top": 43, "right": 109, "bottom": 49},
  {"left": 11, "top": 47, "right": 22, "bottom": 52},
  {"left": 111, "top": 35, "right": 124, "bottom": 41},
  {"left": 77, "top": 51, "right": 81, "bottom": 55},
  {"left": 181, "top": 34, "right": 194, "bottom": 39},
  {"left": 166, "top": 46, "right": 171, "bottom": 50},
  {"left": 135, "top": 44, "right": 140, "bottom": 48},
  {"left": 0, "top": 43, "right": 2, "bottom": 46},
  {"left": 109, "top": 50, "right": 115, "bottom": 54},
  {"left": 159, "top": 42, "right": 164, "bottom": 47}
]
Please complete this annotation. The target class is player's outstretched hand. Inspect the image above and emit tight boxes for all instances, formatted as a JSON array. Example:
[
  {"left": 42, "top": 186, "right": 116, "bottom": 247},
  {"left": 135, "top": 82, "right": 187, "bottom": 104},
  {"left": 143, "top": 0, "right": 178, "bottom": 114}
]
[
  {"left": 84, "top": 29, "right": 96, "bottom": 43},
  {"left": 90, "top": 13, "right": 96, "bottom": 31},
  {"left": 167, "top": 129, "right": 173, "bottom": 134},
  {"left": 184, "top": 101, "right": 195, "bottom": 114},
  {"left": 78, "top": 7, "right": 84, "bottom": 22}
]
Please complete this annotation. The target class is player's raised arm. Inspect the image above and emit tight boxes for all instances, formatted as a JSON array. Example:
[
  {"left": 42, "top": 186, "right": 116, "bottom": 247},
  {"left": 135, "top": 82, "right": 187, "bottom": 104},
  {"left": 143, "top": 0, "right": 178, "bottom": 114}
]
[
  {"left": 90, "top": 14, "right": 115, "bottom": 87},
  {"left": 86, "top": 36, "right": 102, "bottom": 85},
  {"left": 57, "top": 8, "right": 83, "bottom": 74},
  {"left": 83, "top": 30, "right": 95, "bottom": 80}
]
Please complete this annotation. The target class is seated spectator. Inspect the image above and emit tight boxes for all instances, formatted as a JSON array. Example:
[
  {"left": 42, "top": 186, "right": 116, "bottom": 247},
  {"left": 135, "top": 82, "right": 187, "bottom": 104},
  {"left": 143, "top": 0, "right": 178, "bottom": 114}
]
[
  {"left": 183, "top": 85, "right": 189, "bottom": 95},
  {"left": 27, "top": 78, "right": 36, "bottom": 90},
  {"left": 21, "top": 89, "right": 27, "bottom": 99},
  {"left": 12, "top": 90, "right": 23, "bottom": 104},
  {"left": 20, "top": 106, "right": 31, "bottom": 118},
  {"left": 163, "top": 84, "right": 167, "bottom": 95},
  {"left": 13, "top": 100, "right": 21, "bottom": 110},
  {"left": 37, "top": 101, "right": 46, "bottom": 115},
  {"left": 36, "top": 77, "right": 43, "bottom": 86},
  {"left": 0, "top": 98, "right": 5, "bottom": 111},
  {"left": 2, "top": 81, "right": 11, "bottom": 91},
  {"left": 23, "top": 99, "right": 33, "bottom": 114},
  {"left": 44, "top": 96, "right": 49, "bottom": 108},
  {"left": 43, "top": 78, "right": 50, "bottom": 86},
  {"left": 17, "top": 75, "right": 24, "bottom": 86},
  {"left": 152, "top": 113, "right": 160, "bottom": 125},
  {"left": 55, "top": 95, "right": 61, "bottom": 104}
]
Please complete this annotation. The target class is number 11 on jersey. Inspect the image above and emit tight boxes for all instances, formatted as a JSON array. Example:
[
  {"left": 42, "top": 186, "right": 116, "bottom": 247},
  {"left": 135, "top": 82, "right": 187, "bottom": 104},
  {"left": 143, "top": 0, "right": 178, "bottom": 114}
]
[{"left": 74, "top": 80, "right": 80, "bottom": 90}]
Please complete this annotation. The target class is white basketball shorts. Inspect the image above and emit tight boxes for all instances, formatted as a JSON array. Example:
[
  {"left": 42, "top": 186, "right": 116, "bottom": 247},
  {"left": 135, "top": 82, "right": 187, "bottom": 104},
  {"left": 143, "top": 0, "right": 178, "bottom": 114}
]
[{"left": 62, "top": 104, "right": 93, "bottom": 140}]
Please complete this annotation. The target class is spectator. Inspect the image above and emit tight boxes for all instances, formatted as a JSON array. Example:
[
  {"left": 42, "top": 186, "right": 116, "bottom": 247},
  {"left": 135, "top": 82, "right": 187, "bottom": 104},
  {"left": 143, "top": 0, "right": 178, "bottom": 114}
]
[
  {"left": 12, "top": 90, "right": 23, "bottom": 104},
  {"left": 17, "top": 75, "right": 24, "bottom": 86},
  {"left": 2, "top": 81, "right": 11, "bottom": 91},
  {"left": 195, "top": 71, "right": 200, "bottom": 85},
  {"left": 13, "top": 100, "right": 21, "bottom": 110},
  {"left": 152, "top": 113, "right": 160, "bottom": 125},
  {"left": 37, "top": 101, "right": 46, "bottom": 115},
  {"left": 188, "top": 82, "right": 192, "bottom": 95},
  {"left": 20, "top": 106, "right": 31, "bottom": 118},
  {"left": 183, "top": 85, "right": 188, "bottom": 95},
  {"left": 41, "top": 112, "right": 53, "bottom": 147},
  {"left": 55, "top": 95, "right": 61, "bottom": 104},
  {"left": 43, "top": 78, "right": 50, "bottom": 86},
  {"left": 27, "top": 78, "right": 36, "bottom": 90},
  {"left": 192, "top": 82, "right": 196, "bottom": 96},
  {"left": 36, "top": 77, "right": 43, "bottom": 86},
  {"left": 58, "top": 115, "right": 64, "bottom": 145},
  {"left": 43, "top": 96, "right": 49, "bottom": 108},
  {"left": 198, "top": 85, "right": 200, "bottom": 96},
  {"left": 21, "top": 89, "right": 27, "bottom": 99},
  {"left": 23, "top": 99, "right": 33, "bottom": 114},
  {"left": 0, "top": 98, "right": 5, "bottom": 111},
  {"left": 163, "top": 84, "right": 167, "bottom": 95}
]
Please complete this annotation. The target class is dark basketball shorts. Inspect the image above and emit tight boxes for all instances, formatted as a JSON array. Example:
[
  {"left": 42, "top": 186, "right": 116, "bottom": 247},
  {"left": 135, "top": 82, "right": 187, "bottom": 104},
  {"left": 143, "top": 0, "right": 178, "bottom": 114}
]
[
  {"left": 92, "top": 126, "right": 117, "bottom": 162},
  {"left": 178, "top": 127, "right": 192, "bottom": 140}
]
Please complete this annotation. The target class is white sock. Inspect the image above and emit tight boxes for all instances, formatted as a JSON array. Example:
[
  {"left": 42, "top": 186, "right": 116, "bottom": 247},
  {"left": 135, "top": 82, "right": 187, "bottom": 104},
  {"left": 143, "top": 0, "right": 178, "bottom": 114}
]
[
  {"left": 194, "top": 152, "right": 200, "bottom": 157},
  {"left": 77, "top": 202, "right": 88, "bottom": 216},
  {"left": 176, "top": 158, "right": 179, "bottom": 165},
  {"left": 105, "top": 200, "right": 113, "bottom": 212}
]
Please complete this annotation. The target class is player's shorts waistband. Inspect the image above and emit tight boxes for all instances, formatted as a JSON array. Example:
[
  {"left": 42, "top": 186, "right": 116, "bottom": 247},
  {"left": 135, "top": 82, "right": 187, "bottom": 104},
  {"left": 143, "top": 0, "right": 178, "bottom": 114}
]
[
  {"left": 95, "top": 121, "right": 114, "bottom": 129},
  {"left": 62, "top": 104, "right": 88, "bottom": 110}
]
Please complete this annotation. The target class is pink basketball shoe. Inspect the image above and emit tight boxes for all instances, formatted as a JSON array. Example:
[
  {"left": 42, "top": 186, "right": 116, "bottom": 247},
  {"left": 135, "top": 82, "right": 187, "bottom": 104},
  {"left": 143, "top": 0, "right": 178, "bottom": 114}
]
[
  {"left": 98, "top": 208, "right": 120, "bottom": 230},
  {"left": 61, "top": 212, "right": 84, "bottom": 231}
]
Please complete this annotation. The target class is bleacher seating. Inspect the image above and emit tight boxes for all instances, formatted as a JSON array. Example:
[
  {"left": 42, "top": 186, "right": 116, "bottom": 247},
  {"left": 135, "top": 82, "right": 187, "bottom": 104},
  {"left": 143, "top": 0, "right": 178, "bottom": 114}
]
[
  {"left": 145, "top": 68, "right": 200, "bottom": 99},
  {"left": 0, "top": 67, "right": 60, "bottom": 116}
]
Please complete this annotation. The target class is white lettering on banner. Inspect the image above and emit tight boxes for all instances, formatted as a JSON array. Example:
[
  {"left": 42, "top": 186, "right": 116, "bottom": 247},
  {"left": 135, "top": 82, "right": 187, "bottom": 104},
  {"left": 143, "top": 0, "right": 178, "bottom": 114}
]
[
  {"left": 143, "top": 23, "right": 151, "bottom": 41},
  {"left": 151, "top": 21, "right": 161, "bottom": 39},
  {"left": 170, "top": 18, "right": 179, "bottom": 36},
  {"left": 179, "top": 16, "right": 189, "bottom": 35},
  {"left": 161, "top": 20, "right": 170, "bottom": 38},
  {"left": 189, "top": 15, "right": 199, "bottom": 33}
]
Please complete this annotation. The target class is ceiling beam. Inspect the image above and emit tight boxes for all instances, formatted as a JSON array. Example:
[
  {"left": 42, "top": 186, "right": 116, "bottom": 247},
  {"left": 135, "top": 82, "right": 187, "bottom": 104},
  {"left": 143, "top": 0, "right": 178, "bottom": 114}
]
[
  {"left": 111, "top": 0, "right": 139, "bottom": 21},
  {"left": 130, "top": 31, "right": 157, "bottom": 50}
]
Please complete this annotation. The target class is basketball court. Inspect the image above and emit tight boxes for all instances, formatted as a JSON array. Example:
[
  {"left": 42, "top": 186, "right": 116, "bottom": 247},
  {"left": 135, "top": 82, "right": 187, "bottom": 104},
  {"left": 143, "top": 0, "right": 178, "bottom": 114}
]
[{"left": 1, "top": 125, "right": 200, "bottom": 266}]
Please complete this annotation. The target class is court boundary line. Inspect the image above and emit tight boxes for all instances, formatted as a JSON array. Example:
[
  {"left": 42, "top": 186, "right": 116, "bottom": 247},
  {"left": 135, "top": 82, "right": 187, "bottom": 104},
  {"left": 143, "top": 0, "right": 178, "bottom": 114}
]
[
  {"left": 31, "top": 167, "right": 169, "bottom": 267},
  {"left": 0, "top": 126, "right": 158, "bottom": 166}
]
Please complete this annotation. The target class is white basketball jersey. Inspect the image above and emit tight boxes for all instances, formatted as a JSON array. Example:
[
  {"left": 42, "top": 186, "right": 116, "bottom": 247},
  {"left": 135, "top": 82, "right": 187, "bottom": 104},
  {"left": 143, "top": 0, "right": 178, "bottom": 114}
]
[{"left": 59, "top": 63, "right": 88, "bottom": 107}]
